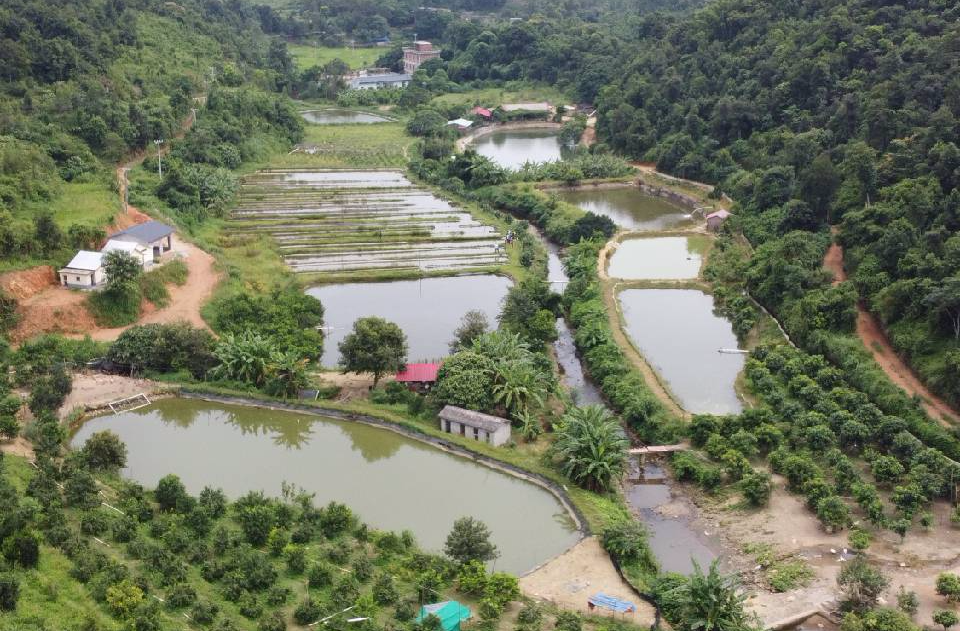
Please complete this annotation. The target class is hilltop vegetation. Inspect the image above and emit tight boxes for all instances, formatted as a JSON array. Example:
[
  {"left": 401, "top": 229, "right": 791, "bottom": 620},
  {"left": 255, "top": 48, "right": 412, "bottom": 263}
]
[{"left": 0, "top": 0, "right": 295, "bottom": 270}]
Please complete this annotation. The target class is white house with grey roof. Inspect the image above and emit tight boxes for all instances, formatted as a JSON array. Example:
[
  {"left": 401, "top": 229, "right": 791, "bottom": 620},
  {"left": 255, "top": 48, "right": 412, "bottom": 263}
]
[
  {"left": 58, "top": 251, "right": 106, "bottom": 289},
  {"left": 349, "top": 73, "right": 412, "bottom": 90},
  {"left": 438, "top": 405, "right": 511, "bottom": 446},
  {"left": 102, "top": 239, "right": 151, "bottom": 268},
  {"left": 109, "top": 221, "right": 174, "bottom": 264}
]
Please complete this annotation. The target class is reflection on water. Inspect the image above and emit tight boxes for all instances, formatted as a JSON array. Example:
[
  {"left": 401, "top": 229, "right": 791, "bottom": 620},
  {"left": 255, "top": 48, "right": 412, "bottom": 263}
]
[
  {"left": 473, "top": 129, "right": 569, "bottom": 169},
  {"left": 308, "top": 275, "right": 512, "bottom": 366},
  {"left": 71, "top": 399, "right": 580, "bottom": 573},
  {"left": 555, "top": 188, "right": 695, "bottom": 231},
  {"left": 627, "top": 460, "right": 719, "bottom": 575},
  {"left": 607, "top": 236, "right": 709, "bottom": 280},
  {"left": 619, "top": 289, "right": 744, "bottom": 415}
]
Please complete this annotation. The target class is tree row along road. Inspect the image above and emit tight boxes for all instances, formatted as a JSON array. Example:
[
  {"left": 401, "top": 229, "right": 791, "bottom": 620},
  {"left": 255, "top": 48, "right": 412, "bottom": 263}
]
[{"left": 823, "top": 235, "right": 960, "bottom": 426}]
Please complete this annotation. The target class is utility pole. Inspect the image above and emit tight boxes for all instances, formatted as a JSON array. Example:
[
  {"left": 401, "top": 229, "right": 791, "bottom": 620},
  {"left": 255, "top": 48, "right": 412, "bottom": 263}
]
[{"left": 154, "top": 139, "right": 165, "bottom": 177}]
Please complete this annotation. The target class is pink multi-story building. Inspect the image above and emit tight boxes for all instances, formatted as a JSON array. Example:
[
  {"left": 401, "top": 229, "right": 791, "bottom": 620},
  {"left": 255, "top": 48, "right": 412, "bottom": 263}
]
[{"left": 402, "top": 41, "right": 441, "bottom": 73}]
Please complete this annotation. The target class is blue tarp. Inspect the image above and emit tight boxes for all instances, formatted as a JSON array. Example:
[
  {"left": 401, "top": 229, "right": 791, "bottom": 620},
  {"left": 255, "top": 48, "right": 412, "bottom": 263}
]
[{"left": 588, "top": 593, "right": 637, "bottom": 613}]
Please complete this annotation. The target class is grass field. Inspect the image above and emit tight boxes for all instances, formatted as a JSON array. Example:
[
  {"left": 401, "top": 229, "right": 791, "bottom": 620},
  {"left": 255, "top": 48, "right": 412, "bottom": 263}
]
[
  {"left": 288, "top": 44, "right": 383, "bottom": 70},
  {"left": 431, "top": 85, "right": 573, "bottom": 109},
  {"left": 272, "top": 123, "right": 414, "bottom": 169}
]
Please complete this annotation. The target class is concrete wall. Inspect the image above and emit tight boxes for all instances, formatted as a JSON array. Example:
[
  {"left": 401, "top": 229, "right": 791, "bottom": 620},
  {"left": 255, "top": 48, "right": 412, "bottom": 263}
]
[
  {"left": 60, "top": 267, "right": 105, "bottom": 289},
  {"left": 440, "top": 418, "right": 511, "bottom": 447}
]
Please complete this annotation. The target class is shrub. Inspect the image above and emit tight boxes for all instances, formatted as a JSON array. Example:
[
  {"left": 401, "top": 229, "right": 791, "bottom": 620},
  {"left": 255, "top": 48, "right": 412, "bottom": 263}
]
[
  {"left": 936, "top": 573, "right": 960, "bottom": 603},
  {"left": 0, "top": 573, "right": 19, "bottom": 611},
  {"left": 740, "top": 471, "right": 772, "bottom": 507},
  {"left": 81, "top": 430, "right": 128, "bottom": 471}
]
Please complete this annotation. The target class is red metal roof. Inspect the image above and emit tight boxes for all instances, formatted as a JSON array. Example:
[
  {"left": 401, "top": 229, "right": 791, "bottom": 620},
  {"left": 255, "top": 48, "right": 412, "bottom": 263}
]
[
  {"left": 395, "top": 363, "right": 440, "bottom": 382},
  {"left": 471, "top": 107, "right": 492, "bottom": 118}
]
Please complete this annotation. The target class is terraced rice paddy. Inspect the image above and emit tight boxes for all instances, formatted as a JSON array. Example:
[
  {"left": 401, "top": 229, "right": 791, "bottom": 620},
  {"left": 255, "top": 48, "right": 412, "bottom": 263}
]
[{"left": 231, "top": 169, "right": 506, "bottom": 275}]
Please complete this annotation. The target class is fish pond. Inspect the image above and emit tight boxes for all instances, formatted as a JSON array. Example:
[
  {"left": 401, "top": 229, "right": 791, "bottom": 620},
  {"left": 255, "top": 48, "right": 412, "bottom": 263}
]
[
  {"left": 231, "top": 170, "right": 504, "bottom": 275},
  {"left": 607, "top": 236, "right": 710, "bottom": 280},
  {"left": 301, "top": 109, "right": 393, "bottom": 124},
  {"left": 618, "top": 289, "right": 744, "bottom": 415},
  {"left": 554, "top": 187, "right": 695, "bottom": 231},
  {"left": 308, "top": 274, "right": 512, "bottom": 366},
  {"left": 71, "top": 399, "right": 581, "bottom": 574},
  {"left": 471, "top": 129, "right": 569, "bottom": 169}
]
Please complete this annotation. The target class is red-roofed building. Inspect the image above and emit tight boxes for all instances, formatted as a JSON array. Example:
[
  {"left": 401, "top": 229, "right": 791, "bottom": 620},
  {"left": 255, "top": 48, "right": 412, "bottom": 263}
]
[
  {"left": 471, "top": 107, "right": 492, "bottom": 119},
  {"left": 395, "top": 363, "right": 441, "bottom": 392}
]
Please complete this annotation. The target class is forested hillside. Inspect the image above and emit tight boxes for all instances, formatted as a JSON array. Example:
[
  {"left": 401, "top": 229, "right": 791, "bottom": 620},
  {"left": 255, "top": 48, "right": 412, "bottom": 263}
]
[
  {"left": 437, "top": 0, "right": 960, "bottom": 407},
  {"left": 0, "top": 0, "right": 294, "bottom": 270}
]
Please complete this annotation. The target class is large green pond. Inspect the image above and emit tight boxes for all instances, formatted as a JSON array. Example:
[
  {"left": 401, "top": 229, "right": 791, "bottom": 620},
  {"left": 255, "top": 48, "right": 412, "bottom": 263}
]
[
  {"left": 554, "top": 188, "right": 695, "bottom": 231},
  {"left": 71, "top": 399, "right": 580, "bottom": 573},
  {"left": 472, "top": 129, "right": 570, "bottom": 169}
]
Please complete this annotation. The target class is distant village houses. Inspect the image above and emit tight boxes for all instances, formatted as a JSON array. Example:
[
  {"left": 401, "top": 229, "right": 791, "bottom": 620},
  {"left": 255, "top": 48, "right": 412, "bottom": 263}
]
[{"left": 402, "top": 41, "right": 441, "bottom": 73}]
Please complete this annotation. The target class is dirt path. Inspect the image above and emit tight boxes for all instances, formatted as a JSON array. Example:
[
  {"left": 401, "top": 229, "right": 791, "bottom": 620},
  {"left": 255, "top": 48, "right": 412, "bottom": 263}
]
[
  {"left": 520, "top": 537, "right": 656, "bottom": 625},
  {"left": 87, "top": 236, "right": 220, "bottom": 340},
  {"left": 597, "top": 239, "right": 688, "bottom": 419},
  {"left": 823, "top": 235, "right": 959, "bottom": 425},
  {"left": 580, "top": 117, "right": 596, "bottom": 147}
]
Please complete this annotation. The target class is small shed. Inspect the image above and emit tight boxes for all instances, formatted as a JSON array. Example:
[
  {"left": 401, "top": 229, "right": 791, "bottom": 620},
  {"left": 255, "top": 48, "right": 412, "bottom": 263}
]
[
  {"left": 110, "top": 221, "right": 174, "bottom": 262},
  {"left": 415, "top": 601, "right": 471, "bottom": 631},
  {"left": 706, "top": 209, "right": 730, "bottom": 231},
  {"left": 438, "top": 405, "right": 511, "bottom": 446},
  {"left": 471, "top": 107, "right": 492, "bottom": 119},
  {"left": 58, "top": 251, "right": 105, "bottom": 289},
  {"left": 102, "top": 239, "right": 151, "bottom": 268},
  {"left": 395, "top": 363, "right": 440, "bottom": 392},
  {"left": 447, "top": 118, "right": 473, "bottom": 130}
]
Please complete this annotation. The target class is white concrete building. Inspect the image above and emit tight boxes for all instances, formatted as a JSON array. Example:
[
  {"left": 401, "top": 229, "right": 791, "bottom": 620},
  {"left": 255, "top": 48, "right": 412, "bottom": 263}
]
[
  {"left": 438, "top": 405, "right": 512, "bottom": 447},
  {"left": 102, "top": 239, "right": 151, "bottom": 268},
  {"left": 58, "top": 251, "right": 105, "bottom": 289},
  {"left": 349, "top": 73, "right": 412, "bottom": 90},
  {"left": 109, "top": 221, "right": 174, "bottom": 263}
]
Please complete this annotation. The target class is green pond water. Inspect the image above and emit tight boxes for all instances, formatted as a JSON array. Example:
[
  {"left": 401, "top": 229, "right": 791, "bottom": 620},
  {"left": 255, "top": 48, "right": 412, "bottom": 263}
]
[
  {"left": 554, "top": 188, "right": 695, "bottom": 231},
  {"left": 607, "top": 236, "right": 709, "bottom": 280},
  {"left": 472, "top": 129, "right": 570, "bottom": 169},
  {"left": 618, "top": 289, "right": 744, "bottom": 414},
  {"left": 70, "top": 399, "right": 580, "bottom": 573}
]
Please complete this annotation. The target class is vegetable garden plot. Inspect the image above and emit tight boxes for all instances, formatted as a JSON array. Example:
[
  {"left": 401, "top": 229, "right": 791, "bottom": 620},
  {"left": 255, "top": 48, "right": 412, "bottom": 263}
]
[{"left": 231, "top": 170, "right": 506, "bottom": 274}]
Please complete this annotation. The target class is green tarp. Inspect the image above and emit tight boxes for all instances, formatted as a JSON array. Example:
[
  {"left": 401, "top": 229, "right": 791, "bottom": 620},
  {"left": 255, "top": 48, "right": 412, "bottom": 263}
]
[{"left": 415, "top": 601, "right": 472, "bottom": 631}]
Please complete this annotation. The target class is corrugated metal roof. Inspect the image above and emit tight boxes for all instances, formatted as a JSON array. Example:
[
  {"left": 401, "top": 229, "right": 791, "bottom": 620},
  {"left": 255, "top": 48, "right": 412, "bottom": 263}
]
[
  {"left": 438, "top": 405, "right": 509, "bottom": 432},
  {"left": 102, "top": 239, "right": 146, "bottom": 254},
  {"left": 395, "top": 363, "right": 440, "bottom": 382},
  {"left": 62, "top": 250, "right": 104, "bottom": 271},
  {"left": 353, "top": 73, "right": 411, "bottom": 84},
  {"left": 588, "top": 593, "right": 636, "bottom": 613},
  {"left": 111, "top": 220, "right": 174, "bottom": 244},
  {"left": 706, "top": 209, "right": 731, "bottom": 219}
]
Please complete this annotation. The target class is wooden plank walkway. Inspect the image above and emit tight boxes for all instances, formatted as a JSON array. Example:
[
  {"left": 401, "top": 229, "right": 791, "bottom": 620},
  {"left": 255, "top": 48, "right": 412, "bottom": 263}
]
[{"left": 628, "top": 443, "right": 688, "bottom": 455}]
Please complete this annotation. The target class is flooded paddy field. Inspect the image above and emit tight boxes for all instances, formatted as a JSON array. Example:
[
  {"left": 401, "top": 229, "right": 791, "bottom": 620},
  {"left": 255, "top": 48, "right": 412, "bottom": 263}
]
[
  {"left": 554, "top": 187, "right": 696, "bottom": 231},
  {"left": 72, "top": 399, "right": 580, "bottom": 574},
  {"left": 607, "top": 235, "right": 709, "bottom": 280},
  {"left": 309, "top": 274, "right": 512, "bottom": 366},
  {"left": 231, "top": 170, "right": 505, "bottom": 275},
  {"left": 618, "top": 288, "right": 744, "bottom": 415},
  {"left": 301, "top": 109, "right": 393, "bottom": 124}
]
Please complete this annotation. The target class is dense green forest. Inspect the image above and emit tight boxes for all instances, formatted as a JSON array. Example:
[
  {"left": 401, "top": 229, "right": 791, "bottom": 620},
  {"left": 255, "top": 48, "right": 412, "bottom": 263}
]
[{"left": 420, "top": 0, "right": 960, "bottom": 407}]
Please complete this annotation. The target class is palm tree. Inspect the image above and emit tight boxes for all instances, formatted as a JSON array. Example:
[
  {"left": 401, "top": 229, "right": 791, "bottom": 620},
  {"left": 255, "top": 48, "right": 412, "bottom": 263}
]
[
  {"left": 660, "top": 560, "right": 756, "bottom": 631},
  {"left": 491, "top": 360, "right": 547, "bottom": 419},
  {"left": 551, "top": 405, "right": 628, "bottom": 492}
]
